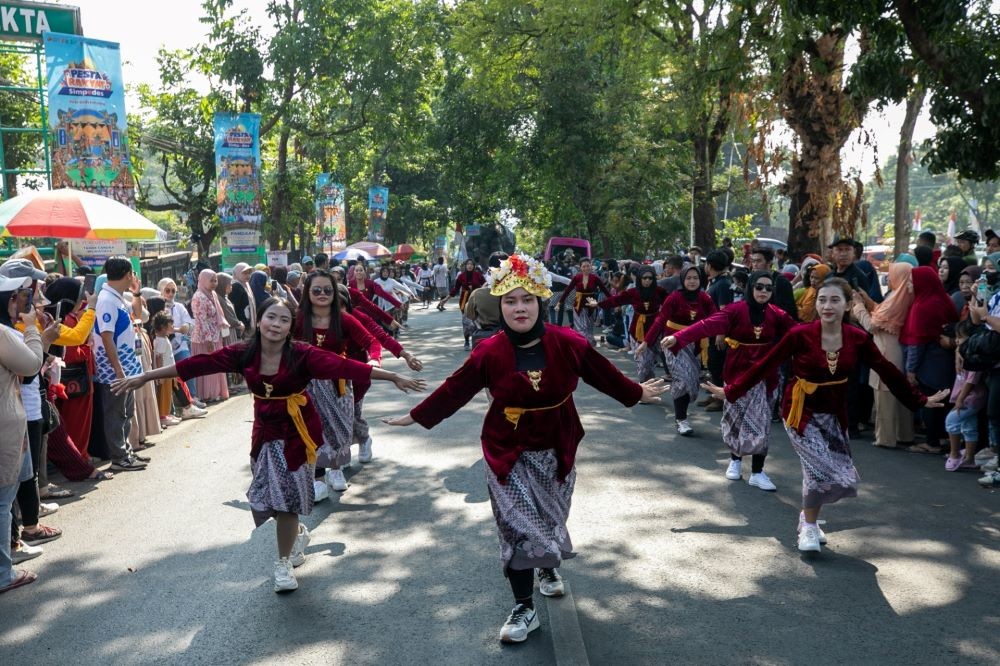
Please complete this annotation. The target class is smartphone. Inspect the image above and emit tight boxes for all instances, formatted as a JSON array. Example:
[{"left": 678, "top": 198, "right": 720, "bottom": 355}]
[{"left": 83, "top": 274, "right": 97, "bottom": 294}]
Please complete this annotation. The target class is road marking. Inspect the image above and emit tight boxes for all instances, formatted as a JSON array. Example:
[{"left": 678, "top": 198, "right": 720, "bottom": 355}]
[{"left": 545, "top": 581, "right": 590, "bottom": 666}]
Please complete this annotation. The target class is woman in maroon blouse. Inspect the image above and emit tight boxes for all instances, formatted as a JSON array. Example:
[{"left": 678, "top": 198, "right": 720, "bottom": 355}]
[
  {"left": 384, "top": 254, "right": 665, "bottom": 644},
  {"left": 703, "top": 278, "right": 948, "bottom": 553},
  {"left": 112, "top": 297, "right": 425, "bottom": 593},
  {"left": 295, "top": 270, "right": 383, "bottom": 496},
  {"left": 556, "top": 257, "right": 609, "bottom": 346},
  {"left": 664, "top": 271, "right": 796, "bottom": 490},
  {"left": 637, "top": 265, "right": 716, "bottom": 435},
  {"left": 589, "top": 265, "right": 668, "bottom": 381},
  {"left": 443, "top": 259, "right": 486, "bottom": 350}
]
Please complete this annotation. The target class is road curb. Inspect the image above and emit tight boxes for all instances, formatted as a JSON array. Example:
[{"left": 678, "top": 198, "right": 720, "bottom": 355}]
[{"left": 545, "top": 581, "right": 590, "bottom": 666}]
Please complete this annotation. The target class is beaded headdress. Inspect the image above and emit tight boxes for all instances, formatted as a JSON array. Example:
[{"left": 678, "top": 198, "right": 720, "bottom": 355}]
[{"left": 487, "top": 254, "right": 553, "bottom": 299}]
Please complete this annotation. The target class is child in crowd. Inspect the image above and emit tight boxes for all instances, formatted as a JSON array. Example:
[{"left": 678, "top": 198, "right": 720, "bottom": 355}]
[
  {"left": 151, "top": 312, "right": 206, "bottom": 427},
  {"left": 944, "top": 321, "right": 984, "bottom": 471}
]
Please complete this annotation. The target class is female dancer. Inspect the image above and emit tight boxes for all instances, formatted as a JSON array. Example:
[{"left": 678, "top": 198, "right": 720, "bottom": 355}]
[
  {"left": 111, "top": 297, "right": 425, "bottom": 592},
  {"left": 556, "top": 258, "right": 609, "bottom": 346},
  {"left": 351, "top": 264, "right": 402, "bottom": 320},
  {"left": 444, "top": 259, "right": 486, "bottom": 350},
  {"left": 663, "top": 271, "right": 795, "bottom": 489},
  {"left": 703, "top": 278, "right": 949, "bottom": 552},
  {"left": 587, "top": 265, "right": 667, "bottom": 381},
  {"left": 384, "top": 254, "right": 665, "bottom": 643},
  {"left": 794, "top": 263, "right": 830, "bottom": 322},
  {"left": 850, "top": 263, "right": 915, "bottom": 449},
  {"left": 294, "top": 270, "right": 381, "bottom": 495},
  {"left": 637, "top": 265, "right": 716, "bottom": 436}
]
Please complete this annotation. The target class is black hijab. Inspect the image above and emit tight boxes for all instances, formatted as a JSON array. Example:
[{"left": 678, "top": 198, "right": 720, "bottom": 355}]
[
  {"left": 940, "top": 256, "right": 966, "bottom": 294},
  {"left": 746, "top": 270, "right": 773, "bottom": 326},
  {"left": 636, "top": 266, "right": 657, "bottom": 302},
  {"left": 501, "top": 296, "right": 546, "bottom": 346},
  {"left": 680, "top": 266, "right": 703, "bottom": 302},
  {"left": 44, "top": 277, "right": 84, "bottom": 318}
]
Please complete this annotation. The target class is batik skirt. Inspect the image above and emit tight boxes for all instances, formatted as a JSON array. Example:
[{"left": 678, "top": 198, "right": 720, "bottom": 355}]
[
  {"left": 635, "top": 346, "right": 657, "bottom": 383},
  {"left": 784, "top": 413, "right": 859, "bottom": 508},
  {"left": 572, "top": 307, "right": 599, "bottom": 345},
  {"left": 486, "top": 449, "right": 576, "bottom": 572},
  {"left": 721, "top": 382, "right": 778, "bottom": 457},
  {"left": 353, "top": 397, "right": 370, "bottom": 445},
  {"left": 462, "top": 315, "right": 477, "bottom": 339},
  {"left": 308, "top": 378, "right": 355, "bottom": 469},
  {"left": 247, "top": 440, "right": 315, "bottom": 524},
  {"left": 666, "top": 345, "right": 700, "bottom": 402}
]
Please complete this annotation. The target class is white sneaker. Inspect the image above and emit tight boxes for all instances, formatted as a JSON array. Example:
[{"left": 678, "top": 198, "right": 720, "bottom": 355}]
[
  {"left": 10, "top": 540, "right": 43, "bottom": 564},
  {"left": 181, "top": 405, "right": 208, "bottom": 419},
  {"left": 289, "top": 525, "right": 310, "bottom": 568},
  {"left": 725, "top": 459, "right": 742, "bottom": 480},
  {"left": 748, "top": 472, "right": 777, "bottom": 491},
  {"left": 537, "top": 568, "right": 564, "bottom": 597},
  {"left": 359, "top": 437, "right": 373, "bottom": 463},
  {"left": 798, "top": 517, "right": 828, "bottom": 544},
  {"left": 326, "top": 468, "right": 347, "bottom": 492},
  {"left": 797, "top": 524, "right": 822, "bottom": 552},
  {"left": 676, "top": 420, "right": 693, "bottom": 436},
  {"left": 273, "top": 557, "right": 298, "bottom": 592},
  {"left": 38, "top": 502, "right": 58, "bottom": 517},
  {"left": 499, "top": 604, "right": 540, "bottom": 643},
  {"left": 313, "top": 479, "right": 330, "bottom": 503}
]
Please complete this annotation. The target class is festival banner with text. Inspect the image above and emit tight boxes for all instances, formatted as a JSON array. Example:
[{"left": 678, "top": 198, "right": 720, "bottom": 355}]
[
  {"left": 368, "top": 186, "right": 388, "bottom": 242},
  {"left": 44, "top": 32, "right": 136, "bottom": 208},
  {"left": 214, "top": 113, "right": 264, "bottom": 268},
  {"left": 315, "top": 174, "right": 347, "bottom": 251}
]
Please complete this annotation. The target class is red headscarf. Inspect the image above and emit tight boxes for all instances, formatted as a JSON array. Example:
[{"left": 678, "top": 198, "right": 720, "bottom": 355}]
[{"left": 898, "top": 266, "right": 958, "bottom": 345}]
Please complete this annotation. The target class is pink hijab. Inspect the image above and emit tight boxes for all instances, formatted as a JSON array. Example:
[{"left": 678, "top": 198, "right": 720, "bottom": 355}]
[
  {"left": 198, "top": 269, "right": 227, "bottom": 327},
  {"left": 869, "top": 263, "right": 913, "bottom": 335}
]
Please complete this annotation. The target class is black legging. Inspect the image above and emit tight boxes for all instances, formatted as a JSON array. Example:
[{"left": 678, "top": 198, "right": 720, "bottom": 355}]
[
  {"left": 919, "top": 380, "right": 948, "bottom": 447},
  {"left": 11, "top": 419, "right": 44, "bottom": 542},
  {"left": 987, "top": 370, "right": 1000, "bottom": 449},
  {"left": 732, "top": 452, "right": 767, "bottom": 473},
  {"left": 506, "top": 566, "right": 534, "bottom": 608},
  {"left": 675, "top": 395, "right": 691, "bottom": 421}
]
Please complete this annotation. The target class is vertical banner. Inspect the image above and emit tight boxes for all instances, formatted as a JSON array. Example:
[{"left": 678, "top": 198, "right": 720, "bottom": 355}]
[
  {"left": 315, "top": 174, "right": 347, "bottom": 251},
  {"left": 214, "top": 113, "right": 264, "bottom": 269},
  {"left": 44, "top": 32, "right": 136, "bottom": 208},
  {"left": 367, "top": 186, "right": 388, "bottom": 242}
]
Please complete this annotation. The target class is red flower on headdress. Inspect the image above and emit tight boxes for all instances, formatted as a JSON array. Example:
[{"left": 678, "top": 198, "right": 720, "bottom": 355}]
[{"left": 508, "top": 254, "right": 527, "bottom": 275}]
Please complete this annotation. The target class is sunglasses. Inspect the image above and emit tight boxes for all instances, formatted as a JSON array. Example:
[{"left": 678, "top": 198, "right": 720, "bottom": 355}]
[
  {"left": 310, "top": 286, "right": 335, "bottom": 296},
  {"left": 753, "top": 283, "right": 774, "bottom": 292}
]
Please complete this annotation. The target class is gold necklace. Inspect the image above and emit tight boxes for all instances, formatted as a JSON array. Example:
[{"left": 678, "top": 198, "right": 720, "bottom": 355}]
[
  {"left": 753, "top": 325, "right": 763, "bottom": 340},
  {"left": 826, "top": 350, "right": 840, "bottom": 375},
  {"left": 315, "top": 333, "right": 326, "bottom": 347},
  {"left": 263, "top": 381, "right": 275, "bottom": 398},
  {"left": 527, "top": 370, "right": 543, "bottom": 391}
]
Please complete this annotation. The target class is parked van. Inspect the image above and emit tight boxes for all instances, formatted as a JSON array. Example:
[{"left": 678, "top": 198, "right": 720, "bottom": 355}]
[{"left": 544, "top": 237, "right": 591, "bottom": 262}]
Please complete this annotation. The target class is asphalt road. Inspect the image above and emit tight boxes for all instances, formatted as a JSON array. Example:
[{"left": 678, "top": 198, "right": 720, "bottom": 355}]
[{"left": 2, "top": 304, "right": 997, "bottom": 665}]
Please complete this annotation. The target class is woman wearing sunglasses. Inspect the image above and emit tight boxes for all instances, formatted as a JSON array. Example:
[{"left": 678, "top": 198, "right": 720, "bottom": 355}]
[
  {"left": 661, "top": 271, "right": 796, "bottom": 490},
  {"left": 294, "top": 270, "right": 382, "bottom": 496}
]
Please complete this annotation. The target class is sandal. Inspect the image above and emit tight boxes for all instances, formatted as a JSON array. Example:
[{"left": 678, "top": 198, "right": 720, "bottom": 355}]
[
  {"left": 40, "top": 485, "right": 74, "bottom": 499},
  {"left": 89, "top": 470, "right": 114, "bottom": 481},
  {"left": 0, "top": 570, "right": 37, "bottom": 594},
  {"left": 908, "top": 443, "right": 943, "bottom": 455}
]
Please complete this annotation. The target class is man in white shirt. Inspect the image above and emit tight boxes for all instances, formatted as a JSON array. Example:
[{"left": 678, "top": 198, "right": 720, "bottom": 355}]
[
  {"left": 431, "top": 257, "right": 450, "bottom": 308},
  {"left": 93, "top": 257, "right": 147, "bottom": 471}
]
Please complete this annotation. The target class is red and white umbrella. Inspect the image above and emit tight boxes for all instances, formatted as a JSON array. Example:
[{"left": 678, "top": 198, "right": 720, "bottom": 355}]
[{"left": 0, "top": 188, "right": 166, "bottom": 240}]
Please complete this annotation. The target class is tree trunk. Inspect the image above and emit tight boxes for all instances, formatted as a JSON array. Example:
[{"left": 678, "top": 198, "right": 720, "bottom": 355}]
[
  {"left": 268, "top": 125, "right": 292, "bottom": 250},
  {"left": 692, "top": 130, "right": 723, "bottom": 250},
  {"left": 893, "top": 85, "right": 926, "bottom": 256},
  {"left": 785, "top": 158, "right": 819, "bottom": 257}
]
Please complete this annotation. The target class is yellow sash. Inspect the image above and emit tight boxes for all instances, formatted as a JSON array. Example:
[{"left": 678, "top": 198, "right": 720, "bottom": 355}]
[
  {"left": 667, "top": 320, "right": 708, "bottom": 365},
  {"left": 337, "top": 352, "right": 348, "bottom": 396},
  {"left": 634, "top": 313, "right": 648, "bottom": 343},
  {"left": 723, "top": 337, "right": 770, "bottom": 350},
  {"left": 574, "top": 291, "right": 584, "bottom": 311},
  {"left": 503, "top": 394, "right": 571, "bottom": 429},
  {"left": 785, "top": 377, "right": 848, "bottom": 430},
  {"left": 252, "top": 390, "right": 319, "bottom": 465}
]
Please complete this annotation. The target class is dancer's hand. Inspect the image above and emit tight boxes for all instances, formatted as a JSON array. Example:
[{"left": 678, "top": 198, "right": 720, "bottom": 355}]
[
  {"left": 585, "top": 297, "right": 598, "bottom": 307},
  {"left": 923, "top": 388, "right": 951, "bottom": 409},
  {"left": 390, "top": 320, "right": 401, "bottom": 331},
  {"left": 382, "top": 414, "right": 415, "bottom": 426},
  {"left": 638, "top": 378, "right": 667, "bottom": 404},
  {"left": 402, "top": 351, "right": 423, "bottom": 372},
  {"left": 634, "top": 341, "right": 648, "bottom": 355},
  {"left": 700, "top": 382, "right": 726, "bottom": 401},
  {"left": 392, "top": 374, "right": 426, "bottom": 394},
  {"left": 660, "top": 336, "right": 676, "bottom": 350},
  {"left": 110, "top": 373, "right": 148, "bottom": 395}
]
